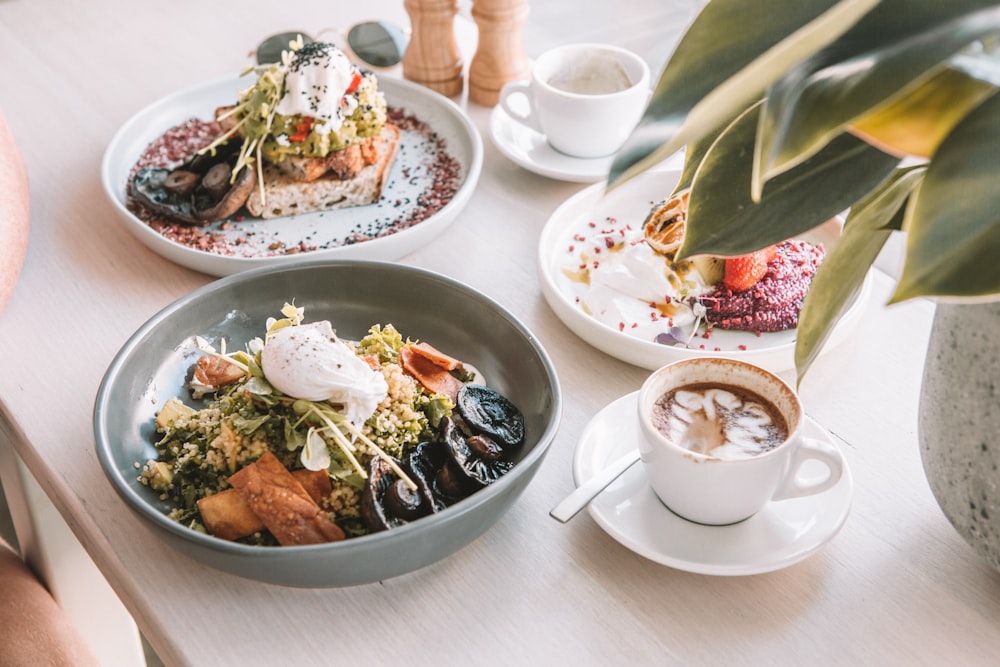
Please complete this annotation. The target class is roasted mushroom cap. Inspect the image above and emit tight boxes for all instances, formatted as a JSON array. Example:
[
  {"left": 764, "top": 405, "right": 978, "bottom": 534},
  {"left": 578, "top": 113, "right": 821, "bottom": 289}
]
[
  {"left": 359, "top": 455, "right": 434, "bottom": 533},
  {"left": 132, "top": 168, "right": 202, "bottom": 224},
  {"left": 406, "top": 441, "right": 448, "bottom": 513},
  {"left": 456, "top": 384, "right": 525, "bottom": 448},
  {"left": 130, "top": 141, "right": 255, "bottom": 225},
  {"left": 437, "top": 417, "right": 514, "bottom": 497}
]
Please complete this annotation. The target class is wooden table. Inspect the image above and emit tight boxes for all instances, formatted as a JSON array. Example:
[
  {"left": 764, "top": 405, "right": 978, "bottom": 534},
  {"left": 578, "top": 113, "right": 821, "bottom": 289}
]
[{"left": 2, "top": 1, "right": 999, "bottom": 665}]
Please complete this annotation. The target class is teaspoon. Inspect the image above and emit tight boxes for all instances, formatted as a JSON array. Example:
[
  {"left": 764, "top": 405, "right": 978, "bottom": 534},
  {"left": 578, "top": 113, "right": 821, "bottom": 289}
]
[{"left": 549, "top": 449, "right": 641, "bottom": 523}]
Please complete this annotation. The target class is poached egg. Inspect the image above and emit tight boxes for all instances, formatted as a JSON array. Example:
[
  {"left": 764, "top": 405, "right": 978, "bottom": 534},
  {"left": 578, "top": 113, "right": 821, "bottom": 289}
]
[
  {"left": 275, "top": 42, "right": 359, "bottom": 134},
  {"left": 261, "top": 320, "right": 388, "bottom": 430}
]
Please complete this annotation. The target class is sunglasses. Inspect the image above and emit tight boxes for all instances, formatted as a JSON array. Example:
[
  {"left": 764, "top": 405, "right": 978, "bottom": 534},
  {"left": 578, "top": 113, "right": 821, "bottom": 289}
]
[{"left": 256, "top": 22, "right": 410, "bottom": 69}]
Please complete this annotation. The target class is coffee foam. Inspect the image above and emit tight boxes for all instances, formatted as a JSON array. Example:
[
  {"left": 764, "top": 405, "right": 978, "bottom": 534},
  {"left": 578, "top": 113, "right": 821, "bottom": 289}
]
[
  {"left": 546, "top": 54, "right": 633, "bottom": 95},
  {"left": 655, "top": 385, "right": 787, "bottom": 459}
]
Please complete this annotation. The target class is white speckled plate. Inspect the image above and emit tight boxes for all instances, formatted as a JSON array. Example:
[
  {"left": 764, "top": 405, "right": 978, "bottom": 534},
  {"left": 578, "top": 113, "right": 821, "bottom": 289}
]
[
  {"left": 537, "top": 167, "right": 872, "bottom": 373},
  {"left": 574, "top": 392, "right": 853, "bottom": 576},
  {"left": 102, "top": 75, "right": 482, "bottom": 277}
]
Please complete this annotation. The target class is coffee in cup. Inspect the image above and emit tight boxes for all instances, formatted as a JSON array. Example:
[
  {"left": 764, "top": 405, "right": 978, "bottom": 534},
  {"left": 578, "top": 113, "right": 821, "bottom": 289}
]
[
  {"left": 650, "top": 382, "right": 788, "bottom": 460},
  {"left": 637, "top": 358, "right": 844, "bottom": 526},
  {"left": 498, "top": 43, "right": 650, "bottom": 159}
]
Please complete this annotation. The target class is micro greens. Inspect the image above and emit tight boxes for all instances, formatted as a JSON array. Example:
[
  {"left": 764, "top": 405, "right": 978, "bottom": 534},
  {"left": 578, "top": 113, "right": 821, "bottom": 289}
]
[
  {"left": 292, "top": 399, "right": 417, "bottom": 490},
  {"left": 197, "top": 36, "right": 306, "bottom": 206}
]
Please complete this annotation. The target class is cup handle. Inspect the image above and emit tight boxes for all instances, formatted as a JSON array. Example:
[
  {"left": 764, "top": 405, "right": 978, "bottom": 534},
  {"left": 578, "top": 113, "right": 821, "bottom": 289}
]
[
  {"left": 499, "top": 80, "right": 542, "bottom": 133},
  {"left": 771, "top": 437, "right": 844, "bottom": 501}
]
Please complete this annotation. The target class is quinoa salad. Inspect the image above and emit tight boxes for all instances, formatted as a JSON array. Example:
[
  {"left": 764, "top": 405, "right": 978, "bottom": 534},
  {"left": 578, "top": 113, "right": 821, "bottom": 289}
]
[{"left": 138, "top": 304, "right": 522, "bottom": 546}]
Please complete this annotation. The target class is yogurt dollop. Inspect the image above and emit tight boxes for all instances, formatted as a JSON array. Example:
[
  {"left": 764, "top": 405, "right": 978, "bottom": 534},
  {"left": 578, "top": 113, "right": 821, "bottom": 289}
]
[
  {"left": 569, "top": 220, "right": 711, "bottom": 341},
  {"left": 276, "top": 42, "right": 359, "bottom": 134},
  {"left": 261, "top": 320, "right": 387, "bottom": 430}
]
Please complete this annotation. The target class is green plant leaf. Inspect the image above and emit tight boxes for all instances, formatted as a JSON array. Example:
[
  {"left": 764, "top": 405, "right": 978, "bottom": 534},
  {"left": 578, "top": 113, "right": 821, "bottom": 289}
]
[
  {"left": 672, "top": 106, "right": 749, "bottom": 196},
  {"left": 795, "top": 166, "right": 925, "bottom": 383},
  {"left": 848, "top": 67, "right": 997, "bottom": 159},
  {"left": 607, "top": 0, "right": 879, "bottom": 188},
  {"left": 756, "top": 0, "right": 1000, "bottom": 188},
  {"left": 893, "top": 92, "right": 1000, "bottom": 302},
  {"left": 676, "top": 103, "right": 899, "bottom": 259}
]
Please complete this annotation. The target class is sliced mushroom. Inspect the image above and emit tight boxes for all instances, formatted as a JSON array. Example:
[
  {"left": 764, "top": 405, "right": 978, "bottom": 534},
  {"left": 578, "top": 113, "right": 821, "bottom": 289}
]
[
  {"left": 359, "top": 455, "right": 433, "bottom": 533},
  {"left": 437, "top": 417, "right": 514, "bottom": 496},
  {"left": 192, "top": 165, "right": 255, "bottom": 222},
  {"left": 163, "top": 170, "right": 200, "bottom": 196},
  {"left": 201, "top": 162, "right": 233, "bottom": 200},
  {"left": 384, "top": 479, "right": 427, "bottom": 520},
  {"left": 406, "top": 441, "right": 447, "bottom": 513},
  {"left": 132, "top": 168, "right": 201, "bottom": 224},
  {"left": 130, "top": 140, "right": 255, "bottom": 225}
]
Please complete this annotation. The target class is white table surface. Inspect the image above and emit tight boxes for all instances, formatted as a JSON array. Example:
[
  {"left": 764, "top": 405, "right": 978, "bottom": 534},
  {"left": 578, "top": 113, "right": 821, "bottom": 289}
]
[{"left": 2, "top": 1, "right": 1000, "bottom": 665}]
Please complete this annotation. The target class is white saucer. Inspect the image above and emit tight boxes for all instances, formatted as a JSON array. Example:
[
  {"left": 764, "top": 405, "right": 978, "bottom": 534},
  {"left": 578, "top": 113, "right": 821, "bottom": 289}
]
[
  {"left": 488, "top": 105, "right": 612, "bottom": 183},
  {"left": 572, "top": 392, "right": 853, "bottom": 576}
]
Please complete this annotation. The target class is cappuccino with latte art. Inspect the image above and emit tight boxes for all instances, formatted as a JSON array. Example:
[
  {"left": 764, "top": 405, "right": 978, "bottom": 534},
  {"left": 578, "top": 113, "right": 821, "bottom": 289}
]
[
  {"left": 637, "top": 358, "right": 845, "bottom": 525},
  {"left": 650, "top": 383, "right": 787, "bottom": 460}
]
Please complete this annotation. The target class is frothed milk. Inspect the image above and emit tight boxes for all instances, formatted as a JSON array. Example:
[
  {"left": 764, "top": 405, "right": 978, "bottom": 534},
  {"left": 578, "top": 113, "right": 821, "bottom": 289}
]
[
  {"left": 651, "top": 383, "right": 788, "bottom": 460},
  {"left": 546, "top": 53, "right": 633, "bottom": 95}
]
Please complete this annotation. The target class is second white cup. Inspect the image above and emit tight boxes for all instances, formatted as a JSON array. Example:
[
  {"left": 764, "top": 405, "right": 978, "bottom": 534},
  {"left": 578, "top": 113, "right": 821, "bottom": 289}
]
[
  {"left": 636, "top": 358, "right": 844, "bottom": 526},
  {"left": 498, "top": 43, "right": 650, "bottom": 159}
]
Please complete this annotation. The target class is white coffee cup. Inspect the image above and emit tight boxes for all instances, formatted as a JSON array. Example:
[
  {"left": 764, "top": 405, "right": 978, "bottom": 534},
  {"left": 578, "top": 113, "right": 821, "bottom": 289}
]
[
  {"left": 636, "top": 358, "right": 844, "bottom": 526},
  {"left": 498, "top": 43, "right": 650, "bottom": 159}
]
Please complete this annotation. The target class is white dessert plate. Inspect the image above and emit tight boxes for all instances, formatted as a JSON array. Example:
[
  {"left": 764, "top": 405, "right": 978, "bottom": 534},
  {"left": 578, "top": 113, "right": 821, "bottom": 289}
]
[
  {"left": 537, "top": 167, "right": 872, "bottom": 373},
  {"left": 573, "top": 392, "right": 853, "bottom": 576},
  {"left": 488, "top": 104, "right": 612, "bottom": 183},
  {"left": 102, "top": 75, "right": 483, "bottom": 277}
]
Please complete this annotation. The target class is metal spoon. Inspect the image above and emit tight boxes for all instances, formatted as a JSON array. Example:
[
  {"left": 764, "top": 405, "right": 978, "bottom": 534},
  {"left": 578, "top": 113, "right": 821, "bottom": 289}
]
[{"left": 549, "top": 449, "right": 642, "bottom": 523}]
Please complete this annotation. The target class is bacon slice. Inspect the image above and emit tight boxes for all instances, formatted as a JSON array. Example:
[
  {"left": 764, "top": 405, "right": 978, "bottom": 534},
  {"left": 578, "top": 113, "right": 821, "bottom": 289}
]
[
  {"left": 407, "top": 341, "right": 465, "bottom": 372},
  {"left": 400, "top": 344, "right": 464, "bottom": 402},
  {"left": 226, "top": 452, "right": 345, "bottom": 545}
]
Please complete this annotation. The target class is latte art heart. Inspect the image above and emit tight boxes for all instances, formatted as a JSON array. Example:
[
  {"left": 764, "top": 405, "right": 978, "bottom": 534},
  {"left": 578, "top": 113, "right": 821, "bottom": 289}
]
[{"left": 652, "top": 384, "right": 788, "bottom": 459}]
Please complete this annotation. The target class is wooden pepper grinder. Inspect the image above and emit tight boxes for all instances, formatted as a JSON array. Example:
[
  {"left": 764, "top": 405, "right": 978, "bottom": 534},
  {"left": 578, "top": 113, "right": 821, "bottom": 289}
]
[
  {"left": 469, "top": 0, "right": 530, "bottom": 106},
  {"left": 403, "top": 0, "right": 464, "bottom": 97}
]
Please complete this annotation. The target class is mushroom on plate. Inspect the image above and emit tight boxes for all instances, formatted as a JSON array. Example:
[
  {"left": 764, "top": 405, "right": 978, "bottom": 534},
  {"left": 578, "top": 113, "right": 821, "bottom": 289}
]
[{"left": 131, "top": 142, "right": 256, "bottom": 224}]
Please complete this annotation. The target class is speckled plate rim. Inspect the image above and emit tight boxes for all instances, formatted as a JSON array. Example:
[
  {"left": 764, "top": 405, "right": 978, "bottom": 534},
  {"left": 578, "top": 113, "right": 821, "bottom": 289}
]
[
  {"left": 101, "top": 75, "right": 483, "bottom": 277},
  {"left": 536, "top": 167, "right": 873, "bottom": 373}
]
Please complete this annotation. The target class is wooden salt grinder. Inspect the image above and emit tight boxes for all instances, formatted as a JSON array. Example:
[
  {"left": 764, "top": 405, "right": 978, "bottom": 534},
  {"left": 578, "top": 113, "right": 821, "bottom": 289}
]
[
  {"left": 468, "top": 0, "right": 530, "bottom": 106},
  {"left": 403, "top": 0, "right": 464, "bottom": 97}
]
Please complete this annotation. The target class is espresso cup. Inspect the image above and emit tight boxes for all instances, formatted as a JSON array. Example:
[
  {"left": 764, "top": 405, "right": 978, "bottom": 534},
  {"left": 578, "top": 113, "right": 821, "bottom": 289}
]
[
  {"left": 636, "top": 358, "right": 844, "bottom": 526},
  {"left": 498, "top": 43, "right": 650, "bottom": 159}
]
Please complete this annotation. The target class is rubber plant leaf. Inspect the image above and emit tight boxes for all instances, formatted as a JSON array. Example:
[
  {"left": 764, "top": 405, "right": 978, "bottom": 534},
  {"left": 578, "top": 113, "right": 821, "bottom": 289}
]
[
  {"left": 672, "top": 106, "right": 750, "bottom": 196},
  {"left": 892, "top": 91, "right": 1000, "bottom": 302},
  {"left": 848, "top": 66, "right": 998, "bottom": 160},
  {"left": 795, "top": 165, "right": 925, "bottom": 383},
  {"left": 756, "top": 0, "right": 1000, "bottom": 191},
  {"left": 607, "top": 0, "right": 879, "bottom": 188},
  {"left": 676, "top": 103, "right": 899, "bottom": 260}
]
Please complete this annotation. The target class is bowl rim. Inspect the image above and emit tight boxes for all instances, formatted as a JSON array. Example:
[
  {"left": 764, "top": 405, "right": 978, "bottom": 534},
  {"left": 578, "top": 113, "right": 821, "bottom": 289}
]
[{"left": 93, "top": 258, "right": 562, "bottom": 556}]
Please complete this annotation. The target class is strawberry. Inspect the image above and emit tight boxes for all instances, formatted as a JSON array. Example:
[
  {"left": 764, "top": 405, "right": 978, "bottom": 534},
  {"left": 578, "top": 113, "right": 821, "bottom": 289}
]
[{"left": 722, "top": 245, "right": 777, "bottom": 291}]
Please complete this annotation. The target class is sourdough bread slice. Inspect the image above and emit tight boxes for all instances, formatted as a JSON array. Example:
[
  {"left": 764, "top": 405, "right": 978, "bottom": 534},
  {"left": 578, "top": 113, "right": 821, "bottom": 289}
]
[{"left": 246, "top": 123, "right": 400, "bottom": 219}]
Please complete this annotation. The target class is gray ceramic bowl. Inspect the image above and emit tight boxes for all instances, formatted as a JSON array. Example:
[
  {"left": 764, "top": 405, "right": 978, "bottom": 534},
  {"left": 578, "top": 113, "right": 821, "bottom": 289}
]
[{"left": 94, "top": 260, "right": 561, "bottom": 587}]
